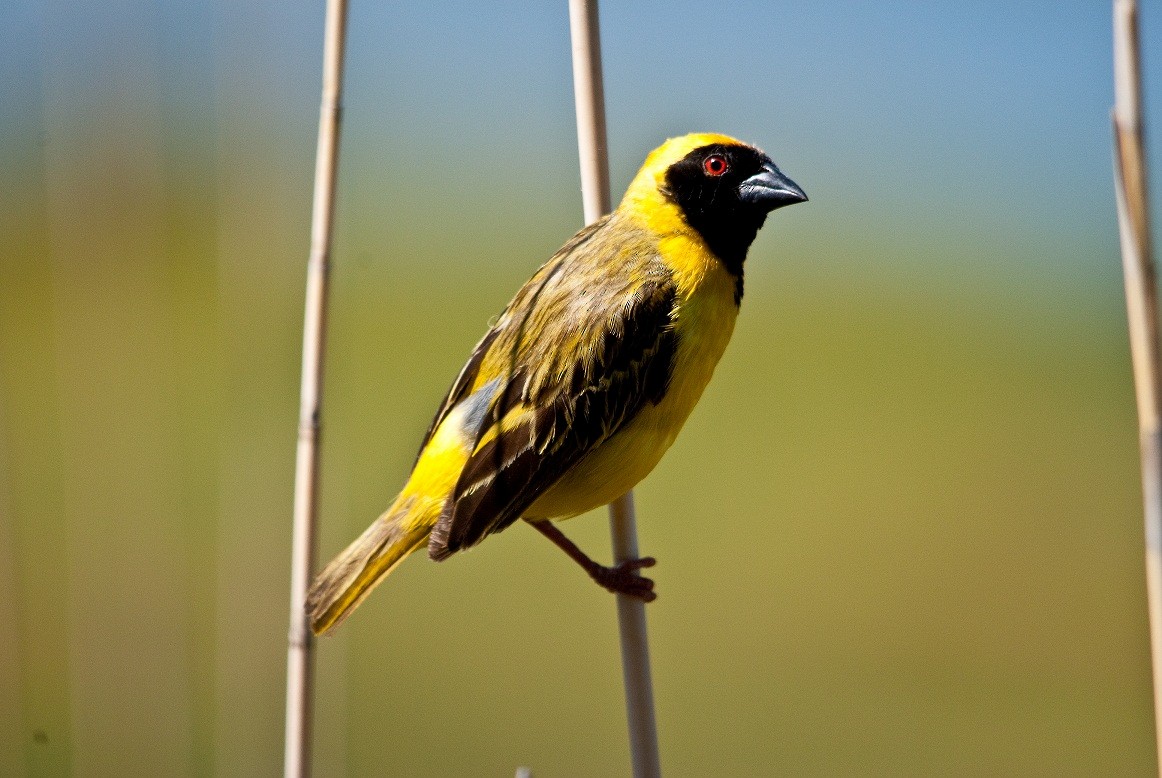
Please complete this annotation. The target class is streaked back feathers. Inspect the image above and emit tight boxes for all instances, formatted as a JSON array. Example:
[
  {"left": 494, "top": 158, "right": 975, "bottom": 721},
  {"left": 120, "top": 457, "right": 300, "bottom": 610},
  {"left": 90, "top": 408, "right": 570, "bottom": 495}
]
[{"left": 428, "top": 212, "right": 680, "bottom": 557}]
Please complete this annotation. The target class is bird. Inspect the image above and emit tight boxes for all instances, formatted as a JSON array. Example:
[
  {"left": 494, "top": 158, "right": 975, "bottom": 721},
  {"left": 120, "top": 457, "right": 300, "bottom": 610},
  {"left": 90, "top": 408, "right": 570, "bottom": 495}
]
[{"left": 307, "top": 133, "right": 806, "bottom": 636}]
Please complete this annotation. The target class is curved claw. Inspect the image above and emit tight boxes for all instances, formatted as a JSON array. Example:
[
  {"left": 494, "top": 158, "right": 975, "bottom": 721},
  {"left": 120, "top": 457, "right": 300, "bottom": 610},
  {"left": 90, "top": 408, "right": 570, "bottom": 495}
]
[{"left": 591, "top": 557, "right": 658, "bottom": 602}]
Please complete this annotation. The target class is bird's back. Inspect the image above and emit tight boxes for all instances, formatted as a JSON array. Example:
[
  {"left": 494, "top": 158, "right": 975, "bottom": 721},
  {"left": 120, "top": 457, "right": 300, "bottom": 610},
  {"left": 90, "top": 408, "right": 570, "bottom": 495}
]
[{"left": 525, "top": 207, "right": 741, "bottom": 519}]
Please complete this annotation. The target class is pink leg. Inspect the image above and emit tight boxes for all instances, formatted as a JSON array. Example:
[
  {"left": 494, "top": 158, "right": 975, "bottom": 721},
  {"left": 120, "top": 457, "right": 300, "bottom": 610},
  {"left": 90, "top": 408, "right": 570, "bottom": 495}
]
[{"left": 528, "top": 519, "right": 657, "bottom": 602}]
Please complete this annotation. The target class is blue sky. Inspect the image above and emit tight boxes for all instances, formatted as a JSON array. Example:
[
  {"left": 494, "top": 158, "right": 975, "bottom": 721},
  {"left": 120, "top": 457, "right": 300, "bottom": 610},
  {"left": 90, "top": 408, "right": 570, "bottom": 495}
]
[{"left": 2, "top": 1, "right": 1156, "bottom": 291}]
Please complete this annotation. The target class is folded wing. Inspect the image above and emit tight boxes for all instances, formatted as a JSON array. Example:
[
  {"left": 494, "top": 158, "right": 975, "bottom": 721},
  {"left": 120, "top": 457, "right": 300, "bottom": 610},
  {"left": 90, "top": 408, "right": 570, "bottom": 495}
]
[{"left": 427, "top": 216, "right": 678, "bottom": 559}]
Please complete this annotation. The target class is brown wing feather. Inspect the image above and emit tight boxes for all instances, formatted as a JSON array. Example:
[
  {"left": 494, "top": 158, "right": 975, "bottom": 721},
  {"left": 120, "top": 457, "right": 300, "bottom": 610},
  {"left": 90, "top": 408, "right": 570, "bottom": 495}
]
[
  {"left": 428, "top": 256, "right": 678, "bottom": 559},
  {"left": 412, "top": 217, "right": 609, "bottom": 464}
]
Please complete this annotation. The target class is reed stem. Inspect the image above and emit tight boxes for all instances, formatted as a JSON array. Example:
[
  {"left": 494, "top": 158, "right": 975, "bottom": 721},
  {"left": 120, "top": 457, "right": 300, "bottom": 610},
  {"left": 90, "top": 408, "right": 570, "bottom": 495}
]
[
  {"left": 1112, "top": 0, "right": 1162, "bottom": 769},
  {"left": 284, "top": 1, "right": 348, "bottom": 775},
  {"left": 567, "top": 2, "right": 661, "bottom": 775}
]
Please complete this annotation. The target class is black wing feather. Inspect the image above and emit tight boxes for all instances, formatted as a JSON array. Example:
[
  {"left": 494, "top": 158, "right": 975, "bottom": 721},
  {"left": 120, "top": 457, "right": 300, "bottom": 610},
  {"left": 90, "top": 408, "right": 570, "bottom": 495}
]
[
  {"left": 413, "top": 218, "right": 609, "bottom": 466},
  {"left": 429, "top": 278, "right": 677, "bottom": 559}
]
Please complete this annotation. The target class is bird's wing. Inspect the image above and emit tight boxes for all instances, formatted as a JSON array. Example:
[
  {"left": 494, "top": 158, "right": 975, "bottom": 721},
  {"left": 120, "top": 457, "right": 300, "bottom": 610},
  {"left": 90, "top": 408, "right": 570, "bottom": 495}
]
[
  {"left": 426, "top": 218, "right": 678, "bottom": 559},
  {"left": 410, "top": 218, "right": 608, "bottom": 466}
]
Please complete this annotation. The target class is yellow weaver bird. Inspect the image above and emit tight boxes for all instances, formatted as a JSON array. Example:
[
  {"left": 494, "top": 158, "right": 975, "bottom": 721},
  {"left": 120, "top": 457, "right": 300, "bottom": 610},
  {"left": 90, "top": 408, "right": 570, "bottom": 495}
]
[{"left": 307, "top": 133, "right": 806, "bottom": 635}]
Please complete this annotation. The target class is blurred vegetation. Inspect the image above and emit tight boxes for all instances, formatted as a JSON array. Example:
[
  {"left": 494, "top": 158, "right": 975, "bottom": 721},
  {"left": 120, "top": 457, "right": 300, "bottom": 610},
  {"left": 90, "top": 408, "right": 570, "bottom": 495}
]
[
  {"left": 0, "top": 103, "right": 1155, "bottom": 774},
  {"left": 2, "top": 3, "right": 1159, "bottom": 769}
]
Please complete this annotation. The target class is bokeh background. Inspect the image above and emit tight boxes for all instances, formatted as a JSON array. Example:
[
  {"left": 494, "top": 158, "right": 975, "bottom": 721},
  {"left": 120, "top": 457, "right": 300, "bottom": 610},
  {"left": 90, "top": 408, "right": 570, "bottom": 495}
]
[{"left": 2, "top": 1, "right": 1161, "bottom": 774}]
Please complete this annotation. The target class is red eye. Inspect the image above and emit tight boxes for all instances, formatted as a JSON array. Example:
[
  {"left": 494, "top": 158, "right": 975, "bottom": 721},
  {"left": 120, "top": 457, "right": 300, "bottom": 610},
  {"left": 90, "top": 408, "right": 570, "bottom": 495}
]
[{"left": 703, "top": 154, "right": 729, "bottom": 176}]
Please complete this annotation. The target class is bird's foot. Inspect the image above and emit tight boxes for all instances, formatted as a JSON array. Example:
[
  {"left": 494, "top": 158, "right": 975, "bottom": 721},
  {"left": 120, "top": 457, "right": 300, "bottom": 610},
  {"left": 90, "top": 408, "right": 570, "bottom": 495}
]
[
  {"left": 589, "top": 557, "right": 657, "bottom": 602},
  {"left": 526, "top": 519, "right": 658, "bottom": 602}
]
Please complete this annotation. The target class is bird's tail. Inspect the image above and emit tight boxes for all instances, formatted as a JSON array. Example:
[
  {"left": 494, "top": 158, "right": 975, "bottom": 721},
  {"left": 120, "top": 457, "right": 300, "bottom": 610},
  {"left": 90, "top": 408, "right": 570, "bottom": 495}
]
[{"left": 307, "top": 496, "right": 431, "bottom": 636}]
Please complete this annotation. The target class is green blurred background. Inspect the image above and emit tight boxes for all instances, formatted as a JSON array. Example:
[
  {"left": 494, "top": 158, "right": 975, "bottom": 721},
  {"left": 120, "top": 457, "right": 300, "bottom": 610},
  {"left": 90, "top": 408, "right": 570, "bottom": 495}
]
[{"left": 1, "top": 0, "right": 1158, "bottom": 774}]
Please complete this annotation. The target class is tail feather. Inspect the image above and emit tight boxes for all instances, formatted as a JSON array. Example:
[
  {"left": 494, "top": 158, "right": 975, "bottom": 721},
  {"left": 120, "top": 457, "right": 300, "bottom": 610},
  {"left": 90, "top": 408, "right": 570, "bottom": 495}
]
[{"left": 307, "top": 498, "right": 431, "bottom": 636}]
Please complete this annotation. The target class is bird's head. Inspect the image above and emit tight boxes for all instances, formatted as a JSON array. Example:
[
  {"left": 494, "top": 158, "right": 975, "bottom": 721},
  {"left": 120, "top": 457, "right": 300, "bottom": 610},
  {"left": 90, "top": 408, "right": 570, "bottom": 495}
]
[{"left": 622, "top": 133, "right": 807, "bottom": 274}]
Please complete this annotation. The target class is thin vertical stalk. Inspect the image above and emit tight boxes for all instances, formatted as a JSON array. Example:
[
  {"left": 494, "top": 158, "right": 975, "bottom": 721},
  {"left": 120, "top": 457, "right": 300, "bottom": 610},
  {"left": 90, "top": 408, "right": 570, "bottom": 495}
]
[
  {"left": 568, "top": 0, "right": 611, "bottom": 221},
  {"left": 608, "top": 492, "right": 660, "bottom": 778},
  {"left": 284, "top": 1, "right": 348, "bottom": 776},
  {"left": 567, "top": 2, "right": 661, "bottom": 776},
  {"left": 1112, "top": 0, "right": 1162, "bottom": 768}
]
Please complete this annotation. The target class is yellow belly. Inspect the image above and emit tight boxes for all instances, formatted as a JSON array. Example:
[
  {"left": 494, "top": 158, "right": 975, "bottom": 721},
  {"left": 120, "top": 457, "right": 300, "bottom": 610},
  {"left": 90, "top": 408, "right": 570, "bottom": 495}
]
[{"left": 527, "top": 251, "right": 739, "bottom": 520}]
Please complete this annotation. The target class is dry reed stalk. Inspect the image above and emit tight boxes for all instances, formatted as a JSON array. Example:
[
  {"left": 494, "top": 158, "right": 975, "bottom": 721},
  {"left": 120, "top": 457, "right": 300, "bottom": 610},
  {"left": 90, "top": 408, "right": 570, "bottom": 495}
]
[
  {"left": 284, "top": 1, "right": 348, "bottom": 775},
  {"left": 567, "top": 1, "right": 661, "bottom": 775},
  {"left": 1112, "top": 0, "right": 1162, "bottom": 767}
]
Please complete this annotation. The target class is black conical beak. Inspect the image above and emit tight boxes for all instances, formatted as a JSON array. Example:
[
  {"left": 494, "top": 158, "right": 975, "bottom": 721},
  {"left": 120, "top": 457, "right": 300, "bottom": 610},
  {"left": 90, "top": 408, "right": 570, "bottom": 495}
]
[{"left": 738, "top": 163, "right": 808, "bottom": 212}]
